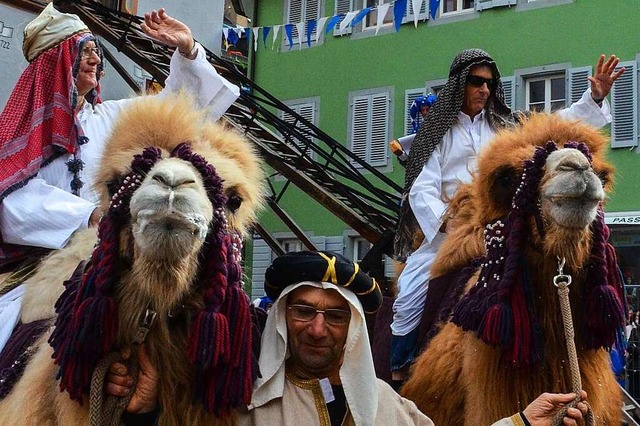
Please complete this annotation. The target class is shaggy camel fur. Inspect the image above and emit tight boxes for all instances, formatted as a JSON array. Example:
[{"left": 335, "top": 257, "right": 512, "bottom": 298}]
[
  {"left": 0, "top": 94, "right": 265, "bottom": 426},
  {"left": 401, "top": 114, "right": 623, "bottom": 425}
]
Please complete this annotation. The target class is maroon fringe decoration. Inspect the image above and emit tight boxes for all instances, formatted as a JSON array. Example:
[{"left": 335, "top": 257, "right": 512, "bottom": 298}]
[{"left": 583, "top": 211, "right": 625, "bottom": 349}]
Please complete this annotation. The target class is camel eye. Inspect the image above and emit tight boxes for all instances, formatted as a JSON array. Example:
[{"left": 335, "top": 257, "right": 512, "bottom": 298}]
[
  {"left": 490, "top": 165, "right": 518, "bottom": 212},
  {"left": 597, "top": 170, "right": 610, "bottom": 186},
  {"left": 227, "top": 194, "right": 243, "bottom": 213}
]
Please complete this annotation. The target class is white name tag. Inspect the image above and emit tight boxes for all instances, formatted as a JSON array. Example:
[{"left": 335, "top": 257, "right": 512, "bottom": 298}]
[{"left": 319, "top": 377, "right": 335, "bottom": 403}]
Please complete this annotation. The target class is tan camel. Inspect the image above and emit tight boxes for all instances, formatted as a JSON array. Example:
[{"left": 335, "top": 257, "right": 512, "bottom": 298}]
[
  {"left": 401, "top": 114, "right": 624, "bottom": 425},
  {"left": 0, "top": 93, "right": 265, "bottom": 426}
]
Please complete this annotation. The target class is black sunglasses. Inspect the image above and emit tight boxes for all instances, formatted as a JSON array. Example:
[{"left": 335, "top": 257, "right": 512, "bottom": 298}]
[{"left": 466, "top": 74, "right": 496, "bottom": 90}]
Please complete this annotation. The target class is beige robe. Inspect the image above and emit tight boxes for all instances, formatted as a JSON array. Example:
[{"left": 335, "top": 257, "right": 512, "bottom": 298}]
[{"left": 239, "top": 374, "right": 433, "bottom": 426}]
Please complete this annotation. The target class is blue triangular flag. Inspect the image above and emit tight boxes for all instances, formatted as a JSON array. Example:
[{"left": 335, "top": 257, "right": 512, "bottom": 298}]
[
  {"left": 393, "top": 0, "right": 408, "bottom": 32},
  {"left": 351, "top": 7, "right": 372, "bottom": 27},
  {"left": 325, "top": 14, "right": 344, "bottom": 35},
  {"left": 430, "top": 0, "right": 440, "bottom": 19},
  {"left": 284, "top": 23, "right": 295, "bottom": 49},
  {"left": 263, "top": 26, "right": 272, "bottom": 49},
  {"left": 306, "top": 19, "right": 317, "bottom": 47},
  {"left": 227, "top": 28, "right": 239, "bottom": 47}
]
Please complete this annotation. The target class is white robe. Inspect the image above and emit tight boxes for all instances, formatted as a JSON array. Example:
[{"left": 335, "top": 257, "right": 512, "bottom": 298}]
[{"left": 392, "top": 89, "right": 612, "bottom": 336}]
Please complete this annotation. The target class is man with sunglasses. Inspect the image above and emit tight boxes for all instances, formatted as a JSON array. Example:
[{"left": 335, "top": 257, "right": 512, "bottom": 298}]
[{"left": 391, "top": 48, "right": 625, "bottom": 385}]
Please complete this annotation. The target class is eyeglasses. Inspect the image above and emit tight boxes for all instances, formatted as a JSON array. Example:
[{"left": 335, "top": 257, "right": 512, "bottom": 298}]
[
  {"left": 466, "top": 74, "right": 496, "bottom": 90},
  {"left": 81, "top": 46, "right": 100, "bottom": 59},
  {"left": 287, "top": 304, "right": 351, "bottom": 325}
]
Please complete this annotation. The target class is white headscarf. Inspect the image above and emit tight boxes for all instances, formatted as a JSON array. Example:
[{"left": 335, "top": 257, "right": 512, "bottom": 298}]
[{"left": 249, "top": 281, "right": 379, "bottom": 425}]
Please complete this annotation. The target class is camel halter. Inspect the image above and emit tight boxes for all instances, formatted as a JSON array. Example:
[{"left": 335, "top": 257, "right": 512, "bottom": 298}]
[
  {"left": 88, "top": 308, "right": 157, "bottom": 426},
  {"left": 552, "top": 257, "right": 594, "bottom": 426}
]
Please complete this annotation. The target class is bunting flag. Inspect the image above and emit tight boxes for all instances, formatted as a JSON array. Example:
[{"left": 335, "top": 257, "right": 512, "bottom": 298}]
[{"left": 223, "top": 0, "right": 435, "bottom": 53}]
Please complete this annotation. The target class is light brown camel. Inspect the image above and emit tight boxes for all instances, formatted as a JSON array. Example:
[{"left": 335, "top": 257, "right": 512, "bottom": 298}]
[
  {"left": 401, "top": 114, "right": 624, "bottom": 425},
  {"left": 0, "top": 93, "right": 265, "bottom": 426}
]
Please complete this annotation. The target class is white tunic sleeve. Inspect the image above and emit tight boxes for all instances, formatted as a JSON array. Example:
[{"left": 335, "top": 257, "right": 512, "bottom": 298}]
[
  {"left": 0, "top": 177, "right": 94, "bottom": 249},
  {"left": 557, "top": 88, "right": 611, "bottom": 128},
  {"left": 408, "top": 146, "right": 447, "bottom": 245},
  {"left": 164, "top": 43, "right": 240, "bottom": 121}
]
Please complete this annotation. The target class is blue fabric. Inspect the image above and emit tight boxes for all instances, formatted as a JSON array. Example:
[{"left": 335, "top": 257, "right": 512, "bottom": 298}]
[
  {"left": 430, "top": 0, "right": 441, "bottom": 19},
  {"left": 390, "top": 327, "right": 420, "bottom": 371},
  {"left": 351, "top": 7, "right": 372, "bottom": 27},
  {"left": 284, "top": 24, "right": 295, "bottom": 49},
  {"left": 393, "top": 0, "right": 408, "bottom": 32},
  {"left": 306, "top": 19, "right": 317, "bottom": 47},
  {"left": 227, "top": 28, "right": 239, "bottom": 47},
  {"left": 262, "top": 26, "right": 271, "bottom": 49},
  {"left": 325, "top": 14, "right": 344, "bottom": 35}
]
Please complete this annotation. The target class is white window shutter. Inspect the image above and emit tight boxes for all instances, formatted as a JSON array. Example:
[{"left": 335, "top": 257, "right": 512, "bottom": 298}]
[
  {"left": 611, "top": 61, "right": 637, "bottom": 148},
  {"left": 333, "top": 0, "right": 354, "bottom": 36},
  {"left": 351, "top": 95, "right": 371, "bottom": 163},
  {"left": 281, "top": 102, "right": 316, "bottom": 156},
  {"left": 500, "top": 76, "right": 515, "bottom": 110},
  {"left": 369, "top": 93, "right": 390, "bottom": 167},
  {"left": 404, "top": 88, "right": 426, "bottom": 135},
  {"left": 251, "top": 238, "right": 271, "bottom": 299},
  {"left": 305, "top": 0, "right": 321, "bottom": 42},
  {"left": 403, "top": 0, "right": 428, "bottom": 23},
  {"left": 567, "top": 66, "right": 591, "bottom": 104},
  {"left": 475, "top": 0, "right": 517, "bottom": 11},
  {"left": 286, "top": 0, "right": 303, "bottom": 43}
]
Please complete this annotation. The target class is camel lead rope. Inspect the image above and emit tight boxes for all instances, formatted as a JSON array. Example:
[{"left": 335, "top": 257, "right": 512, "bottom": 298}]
[
  {"left": 552, "top": 257, "right": 594, "bottom": 426},
  {"left": 89, "top": 308, "right": 157, "bottom": 426}
]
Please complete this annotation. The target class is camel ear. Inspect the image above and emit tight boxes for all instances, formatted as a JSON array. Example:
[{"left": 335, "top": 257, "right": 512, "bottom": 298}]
[{"left": 487, "top": 165, "right": 519, "bottom": 213}]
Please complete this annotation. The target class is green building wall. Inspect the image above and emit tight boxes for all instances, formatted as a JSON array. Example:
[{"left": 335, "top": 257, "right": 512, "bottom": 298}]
[{"left": 251, "top": 0, "right": 640, "bottom": 234}]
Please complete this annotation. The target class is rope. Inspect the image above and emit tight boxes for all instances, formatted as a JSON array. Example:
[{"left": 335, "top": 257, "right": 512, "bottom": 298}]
[
  {"left": 88, "top": 308, "right": 156, "bottom": 426},
  {"left": 552, "top": 258, "right": 595, "bottom": 426},
  {"left": 89, "top": 349, "right": 139, "bottom": 426}
]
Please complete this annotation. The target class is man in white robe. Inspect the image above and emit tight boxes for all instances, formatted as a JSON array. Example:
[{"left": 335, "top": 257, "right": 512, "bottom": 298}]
[{"left": 391, "top": 48, "right": 626, "bottom": 382}]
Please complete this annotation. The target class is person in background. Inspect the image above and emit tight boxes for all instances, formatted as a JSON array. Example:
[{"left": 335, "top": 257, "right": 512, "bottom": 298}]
[
  {"left": 391, "top": 48, "right": 625, "bottom": 385},
  {"left": 107, "top": 251, "right": 589, "bottom": 426},
  {"left": 390, "top": 93, "right": 437, "bottom": 165},
  {"left": 0, "top": 3, "right": 239, "bottom": 353}
]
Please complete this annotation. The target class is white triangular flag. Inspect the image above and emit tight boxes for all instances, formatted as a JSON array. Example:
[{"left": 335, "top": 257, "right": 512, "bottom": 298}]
[
  {"left": 412, "top": 0, "right": 423, "bottom": 27},
  {"left": 316, "top": 17, "right": 329, "bottom": 43},
  {"left": 252, "top": 27, "right": 260, "bottom": 52},
  {"left": 296, "top": 22, "right": 305, "bottom": 49},
  {"left": 376, "top": 3, "right": 391, "bottom": 35},
  {"left": 339, "top": 10, "right": 358, "bottom": 34},
  {"left": 272, "top": 25, "right": 281, "bottom": 50},
  {"left": 222, "top": 27, "right": 229, "bottom": 46}
]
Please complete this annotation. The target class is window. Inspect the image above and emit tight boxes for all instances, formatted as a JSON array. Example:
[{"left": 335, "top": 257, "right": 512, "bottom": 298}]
[
  {"left": 334, "top": 0, "right": 427, "bottom": 37},
  {"left": 352, "top": 237, "right": 371, "bottom": 262},
  {"left": 280, "top": 98, "right": 319, "bottom": 157},
  {"left": 525, "top": 74, "right": 566, "bottom": 112},
  {"left": 348, "top": 88, "right": 393, "bottom": 168},
  {"left": 285, "top": 0, "right": 322, "bottom": 46},
  {"left": 362, "top": 0, "right": 394, "bottom": 31},
  {"left": 441, "top": 0, "right": 474, "bottom": 14}
]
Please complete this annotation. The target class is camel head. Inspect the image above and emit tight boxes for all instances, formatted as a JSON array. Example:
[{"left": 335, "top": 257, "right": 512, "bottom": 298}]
[
  {"left": 50, "top": 93, "right": 265, "bottom": 415},
  {"left": 448, "top": 113, "right": 624, "bottom": 366}
]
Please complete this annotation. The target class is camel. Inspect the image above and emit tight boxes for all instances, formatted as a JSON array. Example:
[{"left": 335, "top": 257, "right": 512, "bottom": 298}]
[
  {"left": 0, "top": 93, "right": 265, "bottom": 425},
  {"left": 401, "top": 114, "right": 625, "bottom": 425}
]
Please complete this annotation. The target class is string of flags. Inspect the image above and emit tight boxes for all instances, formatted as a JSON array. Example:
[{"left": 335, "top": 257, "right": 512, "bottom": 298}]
[{"left": 222, "top": 0, "right": 441, "bottom": 52}]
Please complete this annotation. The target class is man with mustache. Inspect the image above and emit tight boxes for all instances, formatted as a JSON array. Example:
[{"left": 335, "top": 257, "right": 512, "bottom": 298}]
[
  {"left": 107, "top": 250, "right": 588, "bottom": 425},
  {"left": 391, "top": 48, "right": 625, "bottom": 385}
]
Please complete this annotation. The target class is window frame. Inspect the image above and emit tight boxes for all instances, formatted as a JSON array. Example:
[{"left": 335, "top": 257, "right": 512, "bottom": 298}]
[
  {"left": 347, "top": 86, "right": 394, "bottom": 170},
  {"left": 279, "top": 97, "right": 320, "bottom": 159},
  {"left": 283, "top": 0, "right": 323, "bottom": 49},
  {"left": 524, "top": 74, "right": 567, "bottom": 113}
]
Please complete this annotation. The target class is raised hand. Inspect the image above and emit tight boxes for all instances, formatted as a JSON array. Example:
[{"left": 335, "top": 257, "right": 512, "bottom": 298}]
[
  {"left": 141, "top": 9, "right": 195, "bottom": 56},
  {"left": 588, "top": 54, "right": 625, "bottom": 102}
]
